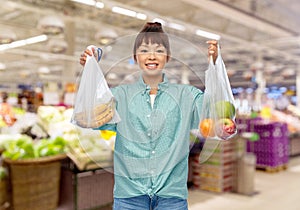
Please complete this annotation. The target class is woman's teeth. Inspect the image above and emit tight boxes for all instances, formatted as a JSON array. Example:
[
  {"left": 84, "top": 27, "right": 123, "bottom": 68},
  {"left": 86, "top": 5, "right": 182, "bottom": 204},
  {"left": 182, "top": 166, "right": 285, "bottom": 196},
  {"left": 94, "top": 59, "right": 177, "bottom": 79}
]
[{"left": 146, "top": 64, "right": 158, "bottom": 68}]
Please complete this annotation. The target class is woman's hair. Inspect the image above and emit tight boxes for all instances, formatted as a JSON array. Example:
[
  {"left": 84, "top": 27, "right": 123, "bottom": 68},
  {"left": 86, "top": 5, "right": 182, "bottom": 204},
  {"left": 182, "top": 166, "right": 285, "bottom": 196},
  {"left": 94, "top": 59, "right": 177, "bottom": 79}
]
[{"left": 133, "top": 22, "right": 170, "bottom": 62}]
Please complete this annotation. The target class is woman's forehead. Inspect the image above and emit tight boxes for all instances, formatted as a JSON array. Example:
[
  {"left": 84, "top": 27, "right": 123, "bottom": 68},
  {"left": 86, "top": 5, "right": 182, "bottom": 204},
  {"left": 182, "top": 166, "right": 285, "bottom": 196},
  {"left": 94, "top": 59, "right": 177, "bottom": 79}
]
[{"left": 140, "top": 41, "right": 165, "bottom": 47}]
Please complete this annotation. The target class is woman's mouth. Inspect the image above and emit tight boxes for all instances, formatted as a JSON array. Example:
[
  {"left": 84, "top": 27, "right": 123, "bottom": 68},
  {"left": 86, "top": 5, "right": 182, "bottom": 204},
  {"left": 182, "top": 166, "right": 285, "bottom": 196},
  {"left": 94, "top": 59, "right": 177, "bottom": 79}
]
[{"left": 145, "top": 63, "right": 158, "bottom": 70}]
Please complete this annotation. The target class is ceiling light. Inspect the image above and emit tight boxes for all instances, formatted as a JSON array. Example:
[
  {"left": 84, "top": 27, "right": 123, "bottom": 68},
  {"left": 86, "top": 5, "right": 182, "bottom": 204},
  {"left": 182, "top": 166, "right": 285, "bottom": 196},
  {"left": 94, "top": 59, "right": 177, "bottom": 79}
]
[
  {"left": 71, "top": 0, "right": 96, "bottom": 6},
  {"left": 112, "top": 6, "right": 147, "bottom": 20},
  {"left": 37, "top": 15, "right": 65, "bottom": 35},
  {"left": 0, "top": 28, "right": 17, "bottom": 44},
  {"left": 0, "top": 35, "right": 48, "bottom": 51},
  {"left": 70, "top": 0, "right": 104, "bottom": 8},
  {"left": 95, "top": 2, "right": 104, "bottom": 9},
  {"left": 196, "top": 29, "right": 220, "bottom": 40},
  {"left": 95, "top": 28, "right": 118, "bottom": 45},
  {"left": 47, "top": 38, "right": 68, "bottom": 53},
  {"left": 136, "top": 13, "right": 147, "bottom": 20},
  {"left": 167, "top": 23, "right": 186, "bottom": 31},
  {"left": 112, "top": 7, "right": 136, "bottom": 17}
]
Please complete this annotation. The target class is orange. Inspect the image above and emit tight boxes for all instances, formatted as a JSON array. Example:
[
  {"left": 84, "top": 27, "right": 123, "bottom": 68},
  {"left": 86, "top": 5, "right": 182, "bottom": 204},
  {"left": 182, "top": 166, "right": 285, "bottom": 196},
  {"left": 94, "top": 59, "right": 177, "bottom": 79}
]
[{"left": 199, "top": 118, "right": 215, "bottom": 138}]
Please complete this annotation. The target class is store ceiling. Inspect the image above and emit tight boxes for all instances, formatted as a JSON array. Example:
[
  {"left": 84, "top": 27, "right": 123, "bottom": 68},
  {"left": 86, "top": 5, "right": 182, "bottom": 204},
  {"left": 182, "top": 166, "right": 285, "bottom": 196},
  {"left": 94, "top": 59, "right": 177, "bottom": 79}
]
[{"left": 0, "top": 0, "right": 299, "bottom": 90}]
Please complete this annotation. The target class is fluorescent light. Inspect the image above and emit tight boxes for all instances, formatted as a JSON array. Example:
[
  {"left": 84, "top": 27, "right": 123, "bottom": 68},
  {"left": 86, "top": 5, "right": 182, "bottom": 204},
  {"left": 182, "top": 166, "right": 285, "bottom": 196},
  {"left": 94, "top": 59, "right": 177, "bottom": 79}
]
[
  {"left": 71, "top": 0, "right": 96, "bottom": 6},
  {"left": 26, "top": 35, "right": 48, "bottom": 44},
  {"left": 0, "top": 35, "right": 48, "bottom": 51},
  {"left": 96, "top": 2, "right": 104, "bottom": 9},
  {"left": 196, "top": 29, "right": 221, "bottom": 40},
  {"left": 136, "top": 13, "right": 147, "bottom": 20},
  {"left": 8, "top": 40, "right": 26, "bottom": 49},
  {"left": 112, "top": 6, "right": 136, "bottom": 17},
  {"left": 112, "top": 6, "right": 147, "bottom": 20},
  {"left": 167, "top": 23, "right": 186, "bottom": 31},
  {"left": 70, "top": 0, "right": 104, "bottom": 8}
]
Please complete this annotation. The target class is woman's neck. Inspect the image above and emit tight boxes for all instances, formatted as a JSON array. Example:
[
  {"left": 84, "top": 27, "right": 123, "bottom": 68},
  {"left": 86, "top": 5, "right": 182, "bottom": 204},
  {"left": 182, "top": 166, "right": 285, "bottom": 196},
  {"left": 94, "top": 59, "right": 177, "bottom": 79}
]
[{"left": 143, "top": 74, "right": 163, "bottom": 89}]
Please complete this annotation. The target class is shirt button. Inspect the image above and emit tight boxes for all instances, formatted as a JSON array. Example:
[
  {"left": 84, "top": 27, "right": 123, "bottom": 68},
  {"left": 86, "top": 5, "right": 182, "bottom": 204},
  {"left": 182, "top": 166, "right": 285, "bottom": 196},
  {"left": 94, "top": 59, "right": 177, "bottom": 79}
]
[
  {"left": 152, "top": 150, "right": 155, "bottom": 154},
  {"left": 147, "top": 114, "right": 150, "bottom": 118},
  {"left": 147, "top": 133, "right": 151, "bottom": 136}
]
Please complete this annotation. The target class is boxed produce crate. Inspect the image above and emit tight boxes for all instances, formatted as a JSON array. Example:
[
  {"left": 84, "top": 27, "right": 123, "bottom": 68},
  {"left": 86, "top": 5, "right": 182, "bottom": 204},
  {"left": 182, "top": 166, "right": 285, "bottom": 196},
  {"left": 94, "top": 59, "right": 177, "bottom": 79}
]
[
  {"left": 196, "top": 138, "right": 238, "bottom": 193},
  {"left": 247, "top": 121, "right": 289, "bottom": 168},
  {"left": 58, "top": 158, "right": 114, "bottom": 210}
]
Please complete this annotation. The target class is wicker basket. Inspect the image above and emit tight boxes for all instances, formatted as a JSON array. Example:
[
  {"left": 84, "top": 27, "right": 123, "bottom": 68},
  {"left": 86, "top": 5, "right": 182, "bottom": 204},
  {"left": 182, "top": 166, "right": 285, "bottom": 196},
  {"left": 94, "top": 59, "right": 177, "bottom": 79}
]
[
  {"left": 4, "top": 154, "right": 66, "bottom": 210},
  {"left": 0, "top": 179, "right": 8, "bottom": 207}
]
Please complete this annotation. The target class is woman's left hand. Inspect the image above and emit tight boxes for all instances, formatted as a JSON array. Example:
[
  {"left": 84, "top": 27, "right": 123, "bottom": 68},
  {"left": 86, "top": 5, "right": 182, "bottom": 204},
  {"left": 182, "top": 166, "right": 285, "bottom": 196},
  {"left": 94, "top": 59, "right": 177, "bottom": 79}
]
[{"left": 206, "top": 40, "right": 218, "bottom": 64}]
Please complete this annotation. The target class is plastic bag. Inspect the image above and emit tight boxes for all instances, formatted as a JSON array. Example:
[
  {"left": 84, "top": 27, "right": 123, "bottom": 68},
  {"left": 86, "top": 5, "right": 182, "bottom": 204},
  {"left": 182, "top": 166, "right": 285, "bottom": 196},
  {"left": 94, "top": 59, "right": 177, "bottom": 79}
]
[
  {"left": 199, "top": 46, "right": 237, "bottom": 141},
  {"left": 71, "top": 45, "right": 121, "bottom": 128}
]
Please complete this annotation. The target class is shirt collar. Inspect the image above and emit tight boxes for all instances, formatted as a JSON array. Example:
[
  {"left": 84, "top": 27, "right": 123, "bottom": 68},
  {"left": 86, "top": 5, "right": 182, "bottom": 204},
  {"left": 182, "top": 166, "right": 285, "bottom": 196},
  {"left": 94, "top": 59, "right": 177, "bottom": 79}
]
[{"left": 137, "top": 73, "right": 169, "bottom": 94}]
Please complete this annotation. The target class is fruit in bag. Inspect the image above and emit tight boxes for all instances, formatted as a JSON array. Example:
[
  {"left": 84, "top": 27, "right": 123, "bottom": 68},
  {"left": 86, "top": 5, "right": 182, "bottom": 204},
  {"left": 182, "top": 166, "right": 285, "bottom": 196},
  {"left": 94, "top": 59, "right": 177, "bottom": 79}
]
[
  {"left": 199, "top": 118, "right": 215, "bottom": 138},
  {"left": 215, "top": 100, "right": 235, "bottom": 119},
  {"left": 215, "top": 118, "right": 237, "bottom": 140}
]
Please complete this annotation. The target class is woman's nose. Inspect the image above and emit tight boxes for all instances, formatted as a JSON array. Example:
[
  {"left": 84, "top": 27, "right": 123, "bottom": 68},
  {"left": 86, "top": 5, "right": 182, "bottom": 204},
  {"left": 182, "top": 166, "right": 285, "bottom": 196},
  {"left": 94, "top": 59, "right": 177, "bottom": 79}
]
[{"left": 148, "top": 52, "right": 156, "bottom": 59}]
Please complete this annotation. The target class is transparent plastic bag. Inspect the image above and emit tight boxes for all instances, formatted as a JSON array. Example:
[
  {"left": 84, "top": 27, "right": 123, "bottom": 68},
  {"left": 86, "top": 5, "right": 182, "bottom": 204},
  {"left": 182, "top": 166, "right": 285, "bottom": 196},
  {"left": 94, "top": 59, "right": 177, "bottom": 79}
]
[
  {"left": 71, "top": 45, "right": 121, "bottom": 128},
  {"left": 199, "top": 46, "right": 237, "bottom": 141}
]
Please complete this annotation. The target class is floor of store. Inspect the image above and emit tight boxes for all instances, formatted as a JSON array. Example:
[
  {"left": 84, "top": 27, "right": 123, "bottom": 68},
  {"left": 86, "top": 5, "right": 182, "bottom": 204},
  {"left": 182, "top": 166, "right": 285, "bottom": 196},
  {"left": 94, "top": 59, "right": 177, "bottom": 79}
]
[{"left": 187, "top": 156, "right": 300, "bottom": 210}]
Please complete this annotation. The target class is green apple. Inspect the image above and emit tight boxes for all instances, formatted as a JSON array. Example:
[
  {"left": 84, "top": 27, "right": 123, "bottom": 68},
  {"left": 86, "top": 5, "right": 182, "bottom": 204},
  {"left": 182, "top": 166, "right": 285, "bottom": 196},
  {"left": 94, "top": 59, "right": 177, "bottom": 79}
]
[{"left": 215, "top": 101, "right": 235, "bottom": 119}]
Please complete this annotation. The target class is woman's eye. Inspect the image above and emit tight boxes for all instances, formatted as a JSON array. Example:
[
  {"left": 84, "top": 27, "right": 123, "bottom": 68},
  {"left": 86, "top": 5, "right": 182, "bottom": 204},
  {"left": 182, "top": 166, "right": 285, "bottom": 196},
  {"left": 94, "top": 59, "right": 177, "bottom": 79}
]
[
  {"left": 156, "top": 50, "right": 165, "bottom": 54},
  {"left": 140, "top": 49, "right": 148, "bottom": 53}
]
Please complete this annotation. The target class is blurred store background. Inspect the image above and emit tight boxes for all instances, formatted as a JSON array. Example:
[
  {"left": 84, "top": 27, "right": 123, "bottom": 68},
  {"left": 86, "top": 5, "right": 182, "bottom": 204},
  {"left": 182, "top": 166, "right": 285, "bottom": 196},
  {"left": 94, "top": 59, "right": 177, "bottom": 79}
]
[{"left": 1, "top": 0, "right": 300, "bottom": 210}]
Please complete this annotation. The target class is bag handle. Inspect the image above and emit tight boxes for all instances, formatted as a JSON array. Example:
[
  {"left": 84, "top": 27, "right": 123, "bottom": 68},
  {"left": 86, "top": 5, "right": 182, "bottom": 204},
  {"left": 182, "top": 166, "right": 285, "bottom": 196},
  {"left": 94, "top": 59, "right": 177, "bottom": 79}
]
[
  {"left": 209, "top": 44, "right": 221, "bottom": 65},
  {"left": 87, "top": 45, "right": 103, "bottom": 62}
]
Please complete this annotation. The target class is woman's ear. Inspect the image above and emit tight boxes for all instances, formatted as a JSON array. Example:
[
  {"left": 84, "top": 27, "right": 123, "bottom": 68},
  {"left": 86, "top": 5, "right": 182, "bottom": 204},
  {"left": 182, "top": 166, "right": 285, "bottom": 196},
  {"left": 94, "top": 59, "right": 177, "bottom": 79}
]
[
  {"left": 166, "top": 55, "right": 171, "bottom": 62},
  {"left": 133, "top": 55, "right": 137, "bottom": 63}
]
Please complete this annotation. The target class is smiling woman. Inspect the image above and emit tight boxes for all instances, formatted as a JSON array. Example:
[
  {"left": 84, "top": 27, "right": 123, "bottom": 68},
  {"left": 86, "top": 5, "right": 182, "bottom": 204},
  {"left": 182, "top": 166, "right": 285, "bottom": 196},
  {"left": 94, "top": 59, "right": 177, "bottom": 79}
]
[{"left": 78, "top": 21, "right": 219, "bottom": 210}]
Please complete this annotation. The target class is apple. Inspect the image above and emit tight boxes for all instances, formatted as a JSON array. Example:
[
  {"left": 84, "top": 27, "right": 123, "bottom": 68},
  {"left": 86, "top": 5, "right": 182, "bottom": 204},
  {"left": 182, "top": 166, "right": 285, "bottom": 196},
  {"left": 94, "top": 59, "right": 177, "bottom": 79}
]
[
  {"left": 215, "top": 101, "right": 236, "bottom": 119},
  {"left": 215, "top": 118, "right": 237, "bottom": 140}
]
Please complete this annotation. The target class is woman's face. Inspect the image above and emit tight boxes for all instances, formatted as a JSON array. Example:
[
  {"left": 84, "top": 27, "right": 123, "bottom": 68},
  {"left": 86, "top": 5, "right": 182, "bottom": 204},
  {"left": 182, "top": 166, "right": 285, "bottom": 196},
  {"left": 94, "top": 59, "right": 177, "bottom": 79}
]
[{"left": 135, "top": 41, "right": 168, "bottom": 77}]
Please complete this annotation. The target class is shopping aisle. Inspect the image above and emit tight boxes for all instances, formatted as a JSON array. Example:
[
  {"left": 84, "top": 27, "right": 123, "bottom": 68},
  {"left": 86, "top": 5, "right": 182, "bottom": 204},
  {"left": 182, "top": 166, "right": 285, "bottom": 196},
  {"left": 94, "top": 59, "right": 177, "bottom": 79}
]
[{"left": 188, "top": 156, "right": 300, "bottom": 210}]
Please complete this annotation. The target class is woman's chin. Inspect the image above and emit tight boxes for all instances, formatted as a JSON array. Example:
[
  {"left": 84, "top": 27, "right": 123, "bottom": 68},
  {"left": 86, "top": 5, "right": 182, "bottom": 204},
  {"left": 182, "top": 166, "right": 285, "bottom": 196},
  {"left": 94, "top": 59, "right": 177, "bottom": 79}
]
[{"left": 142, "top": 69, "right": 163, "bottom": 76}]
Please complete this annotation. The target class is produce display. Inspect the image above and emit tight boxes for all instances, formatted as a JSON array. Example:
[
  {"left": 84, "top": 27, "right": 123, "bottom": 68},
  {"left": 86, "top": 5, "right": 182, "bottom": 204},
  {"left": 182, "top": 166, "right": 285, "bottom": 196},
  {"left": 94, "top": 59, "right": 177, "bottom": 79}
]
[
  {"left": 1, "top": 105, "right": 115, "bottom": 170},
  {"left": 67, "top": 129, "right": 113, "bottom": 170},
  {"left": 2, "top": 136, "right": 66, "bottom": 160},
  {"left": 199, "top": 100, "right": 237, "bottom": 140}
]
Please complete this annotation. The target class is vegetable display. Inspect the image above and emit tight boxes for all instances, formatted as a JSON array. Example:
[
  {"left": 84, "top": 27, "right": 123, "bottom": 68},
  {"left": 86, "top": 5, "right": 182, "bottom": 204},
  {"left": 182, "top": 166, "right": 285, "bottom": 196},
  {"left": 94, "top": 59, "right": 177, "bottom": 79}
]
[{"left": 2, "top": 136, "right": 66, "bottom": 160}]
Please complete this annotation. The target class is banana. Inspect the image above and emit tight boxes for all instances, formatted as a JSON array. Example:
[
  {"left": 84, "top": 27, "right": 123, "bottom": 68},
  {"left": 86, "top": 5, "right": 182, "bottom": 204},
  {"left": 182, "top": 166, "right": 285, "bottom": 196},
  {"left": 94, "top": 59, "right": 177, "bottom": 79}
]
[{"left": 74, "top": 98, "right": 116, "bottom": 128}]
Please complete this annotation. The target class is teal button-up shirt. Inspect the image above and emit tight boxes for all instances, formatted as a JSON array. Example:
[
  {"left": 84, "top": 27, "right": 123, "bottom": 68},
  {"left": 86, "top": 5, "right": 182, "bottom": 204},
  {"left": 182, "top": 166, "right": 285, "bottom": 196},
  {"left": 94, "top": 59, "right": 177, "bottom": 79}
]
[{"left": 97, "top": 74, "right": 203, "bottom": 199}]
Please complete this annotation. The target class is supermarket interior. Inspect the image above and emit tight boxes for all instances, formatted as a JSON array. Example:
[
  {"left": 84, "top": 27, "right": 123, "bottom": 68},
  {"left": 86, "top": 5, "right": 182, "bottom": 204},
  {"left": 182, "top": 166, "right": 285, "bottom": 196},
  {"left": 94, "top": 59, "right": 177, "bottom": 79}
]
[{"left": 1, "top": 0, "right": 300, "bottom": 210}]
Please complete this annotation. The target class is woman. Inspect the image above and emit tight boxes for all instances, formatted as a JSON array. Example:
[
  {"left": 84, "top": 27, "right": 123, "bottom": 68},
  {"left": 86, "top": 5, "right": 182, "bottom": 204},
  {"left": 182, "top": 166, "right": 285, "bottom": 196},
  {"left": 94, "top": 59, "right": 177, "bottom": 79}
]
[{"left": 80, "top": 22, "right": 218, "bottom": 210}]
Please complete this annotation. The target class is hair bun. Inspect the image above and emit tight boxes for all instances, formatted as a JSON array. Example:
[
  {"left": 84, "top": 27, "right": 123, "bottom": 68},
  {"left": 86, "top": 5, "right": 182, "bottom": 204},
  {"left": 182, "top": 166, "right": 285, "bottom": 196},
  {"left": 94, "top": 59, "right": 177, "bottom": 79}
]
[{"left": 141, "top": 22, "right": 164, "bottom": 33}]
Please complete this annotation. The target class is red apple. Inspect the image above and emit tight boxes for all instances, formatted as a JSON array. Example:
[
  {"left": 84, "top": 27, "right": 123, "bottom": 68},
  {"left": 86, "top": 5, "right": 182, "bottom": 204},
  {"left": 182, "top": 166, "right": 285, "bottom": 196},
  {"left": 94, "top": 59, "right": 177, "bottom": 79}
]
[{"left": 215, "top": 118, "right": 237, "bottom": 140}]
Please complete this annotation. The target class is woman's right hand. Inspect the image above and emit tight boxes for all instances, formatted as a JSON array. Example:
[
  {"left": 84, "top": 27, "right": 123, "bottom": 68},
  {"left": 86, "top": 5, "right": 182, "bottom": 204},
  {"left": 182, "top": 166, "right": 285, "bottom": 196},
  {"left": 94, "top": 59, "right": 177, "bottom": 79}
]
[{"left": 79, "top": 47, "right": 97, "bottom": 66}]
